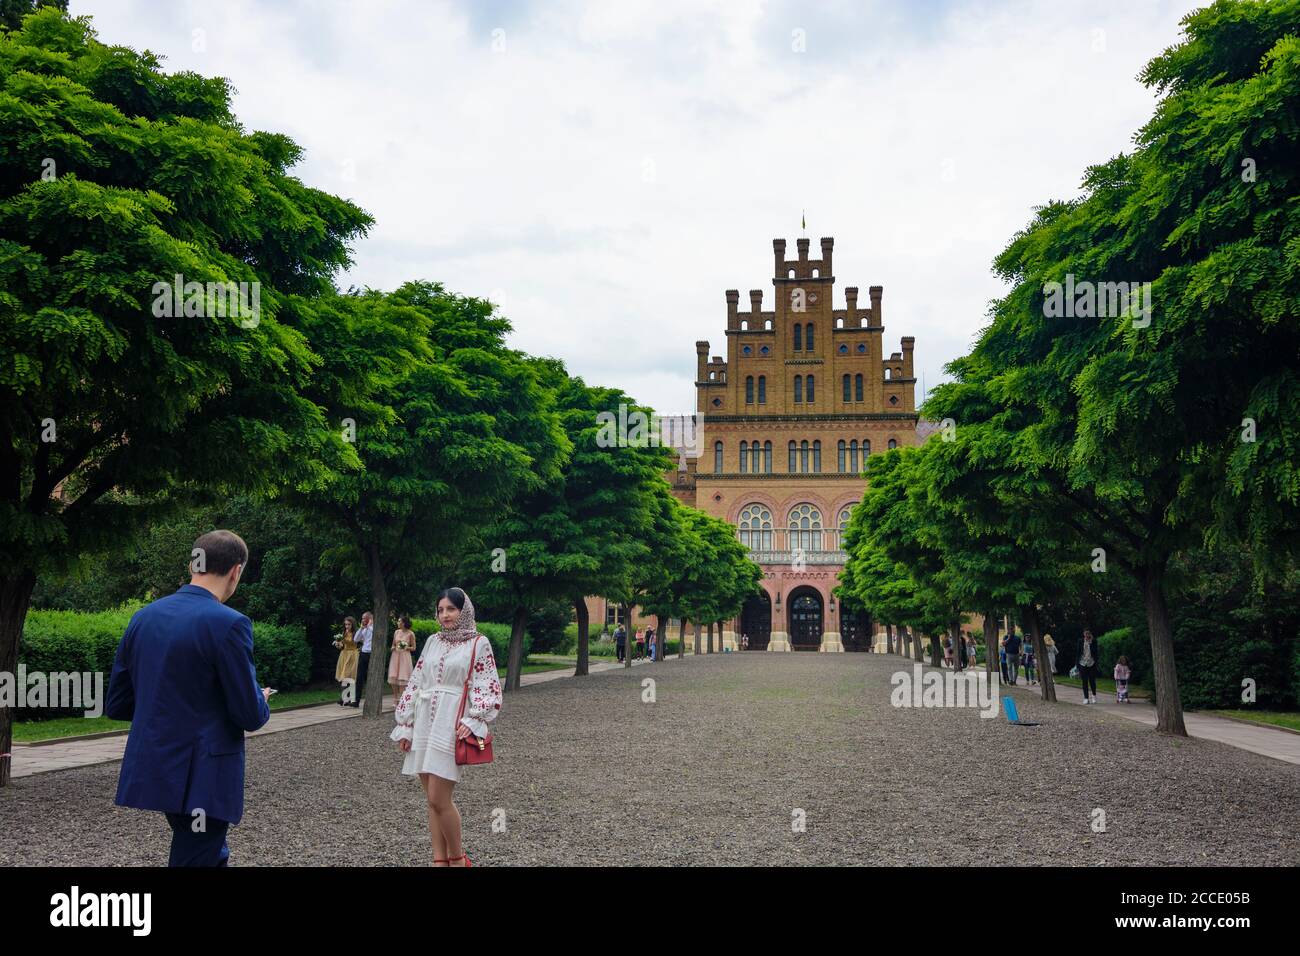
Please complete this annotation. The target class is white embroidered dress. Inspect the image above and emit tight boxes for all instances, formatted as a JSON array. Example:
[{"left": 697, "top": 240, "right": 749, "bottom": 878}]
[{"left": 390, "top": 608, "right": 501, "bottom": 782}]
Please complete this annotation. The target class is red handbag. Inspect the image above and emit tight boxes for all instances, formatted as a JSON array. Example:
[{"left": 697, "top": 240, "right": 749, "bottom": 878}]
[{"left": 455, "top": 635, "right": 494, "bottom": 765}]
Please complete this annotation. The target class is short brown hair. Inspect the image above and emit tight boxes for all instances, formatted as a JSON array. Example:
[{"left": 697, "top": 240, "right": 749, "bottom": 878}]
[{"left": 192, "top": 530, "right": 248, "bottom": 576}]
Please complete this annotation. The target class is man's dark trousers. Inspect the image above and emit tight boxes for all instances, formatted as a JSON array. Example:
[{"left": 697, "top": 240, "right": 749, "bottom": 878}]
[
  {"left": 354, "top": 651, "right": 371, "bottom": 707},
  {"left": 166, "top": 812, "right": 231, "bottom": 867}
]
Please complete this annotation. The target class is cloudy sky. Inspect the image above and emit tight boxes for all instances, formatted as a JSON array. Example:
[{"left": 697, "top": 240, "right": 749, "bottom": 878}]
[{"left": 83, "top": 0, "right": 1204, "bottom": 416}]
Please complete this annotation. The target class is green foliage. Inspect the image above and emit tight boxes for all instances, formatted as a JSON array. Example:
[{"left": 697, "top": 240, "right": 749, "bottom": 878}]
[
  {"left": 18, "top": 605, "right": 137, "bottom": 674},
  {"left": 1097, "top": 627, "right": 1150, "bottom": 685},
  {"left": 0, "top": 7, "right": 373, "bottom": 582},
  {"left": 408, "top": 617, "right": 520, "bottom": 666},
  {"left": 250, "top": 623, "right": 311, "bottom": 691},
  {"left": 17, "top": 605, "right": 311, "bottom": 716}
]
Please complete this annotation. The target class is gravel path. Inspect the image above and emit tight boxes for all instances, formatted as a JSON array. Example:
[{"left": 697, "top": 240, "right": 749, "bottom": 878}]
[{"left": 2, "top": 653, "right": 1297, "bottom": 866}]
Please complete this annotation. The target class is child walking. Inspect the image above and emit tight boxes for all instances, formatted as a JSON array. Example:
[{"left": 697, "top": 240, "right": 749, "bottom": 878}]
[{"left": 1114, "top": 655, "right": 1131, "bottom": 703}]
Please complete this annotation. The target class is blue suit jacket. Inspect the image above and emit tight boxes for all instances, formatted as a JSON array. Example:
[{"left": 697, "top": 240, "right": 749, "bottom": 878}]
[{"left": 106, "top": 585, "right": 271, "bottom": 825}]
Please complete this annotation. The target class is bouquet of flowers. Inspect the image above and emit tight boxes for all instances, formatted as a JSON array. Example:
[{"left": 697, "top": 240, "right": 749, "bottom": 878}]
[
  {"left": 393, "top": 638, "right": 410, "bottom": 652},
  {"left": 331, "top": 633, "right": 344, "bottom": 650}
]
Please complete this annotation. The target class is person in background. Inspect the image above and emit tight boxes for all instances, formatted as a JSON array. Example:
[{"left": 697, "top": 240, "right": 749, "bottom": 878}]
[
  {"left": 1078, "top": 629, "right": 1100, "bottom": 704},
  {"left": 389, "top": 615, "right": 416, "bottom": 702},
  {"left": 1114, "top": 655, "right": 1131, "bottom": 703},
  {"left": 350, "top": 611, "right": 374, "bottom": 708},
  {"left": 966, "top": 633, "right": 979, "bottom": 670},
  {"left": 741, "top": 633, "right": 749, "bottom": 651},
  {"left": 999, "top": 635, "right": 1009, "bottom": 683},
  {"left": 943, "top": 634, "right": 954, "bottom": 668},
  {"left": 335, "top": 616, "right": 360, "bottom": 706},
  {"left": 614, "top": 623, "right": 626, "bottom": 663},
  {"left": 634, "top": 626, "right": 646, "bottom": 661},
  {"left": 646, "top": 625, "right": 657, "bottom": 661},
  {"left": 1004, "top": 628, "right": 1022, "bottom": 685},
  {"left": 1023, "top": 639, "right": 1037, "bottom": 685},
  {"left": 1043, "top": 633, "right": 1058, "bottom": 677}
]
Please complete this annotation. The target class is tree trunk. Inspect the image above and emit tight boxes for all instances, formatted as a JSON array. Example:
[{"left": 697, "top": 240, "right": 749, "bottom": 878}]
[
  {"left": 1022, "top": 604, "right": 1055, "bottom": 702},
  {"left": 1142, "top": 563, "right": 1186, "bottom": 736},
  {"left": 362, "top": 541, "right": 392, "bottom": 718},
  {"left": 679, "top": 617, "right": 687, "bottom": 660},
  {"left": 574, "top": 596, "right": 590, "bottom": 677},
  {"left": 910, "top": 626, "right": 924, "bottom": 662},
  {"left": 505, "top": 604, "right": 528, "bottom": 691},
  {"left": 706, "top": 622, "right": 714, "bottom": 654},
  {"left": 0, "top": 570, "right": 37, "bottom": 788},
  {"left": 950, "top": 621, "right": 964, "bottom": 671},
  {"left": 885, "top": 623, "right": 894, "bottom": 655},
  {"left": 982, "top": 611, "right": 999, "bottom": 680},
  {"left": 928, "top": 632, "right": 942, "bottom": 668},
  {"left": 693, "top": 619, "right": 700, "bottom": 656},
  {"left": 655, "top": 614, "right": 664, "bottom": 663}
]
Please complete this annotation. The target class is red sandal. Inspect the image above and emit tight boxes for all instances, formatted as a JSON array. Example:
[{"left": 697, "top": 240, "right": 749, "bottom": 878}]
[{"left": 447, "top": 854, "right": 472, "bottom": 867}]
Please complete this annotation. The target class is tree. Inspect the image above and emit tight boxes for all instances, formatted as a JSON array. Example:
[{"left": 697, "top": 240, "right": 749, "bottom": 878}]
[
  {"left": 0, "top": 1, "right": 65, "bottom": 32},
  {"left": 472, "top": 364, "right": 675, "bottom": 689},
  {"left": 292, "top": 283, "right": 568, "bottom": 714},
  {"left": 0, "top": 10, "right": 371, "bottom": 782}
]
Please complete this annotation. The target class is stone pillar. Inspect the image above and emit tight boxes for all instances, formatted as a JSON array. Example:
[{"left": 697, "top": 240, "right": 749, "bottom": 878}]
[
  {"left": 820, "top": 593, "right": 843, "bottom": 651},
  {"left": 722, "top": 618, "right": 738, "bottom": 652},
  {"left": 768, "top": 589, "right": 791, "bottom": 652}
]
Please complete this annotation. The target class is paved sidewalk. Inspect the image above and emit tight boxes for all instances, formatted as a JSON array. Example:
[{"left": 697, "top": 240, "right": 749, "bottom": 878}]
[
  {"left": 7, "top": 658, "right": 652, "bottom": 779},
  {"left": 1002, "top": 672, "right": 1300, "bottom": 766}
]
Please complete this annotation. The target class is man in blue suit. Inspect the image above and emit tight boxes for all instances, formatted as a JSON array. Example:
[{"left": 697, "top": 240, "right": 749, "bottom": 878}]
[{"left": 106, "top": 530, "right": 272, "bottom": 866}]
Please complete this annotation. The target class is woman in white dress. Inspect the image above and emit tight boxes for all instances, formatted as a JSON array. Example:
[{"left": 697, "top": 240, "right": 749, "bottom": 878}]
[{"left": 391, "top": 587, "right": 501, "bottom": 866}]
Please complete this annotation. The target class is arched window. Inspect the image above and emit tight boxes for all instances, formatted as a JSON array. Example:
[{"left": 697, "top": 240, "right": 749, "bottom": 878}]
[
  {"left": 788, "top": 441, "right": 797, "bottom": 472},
  {"left": 806, "top": 374, "right": 815, "bottom": 403},
  {"left": 842, "top": 374, "right": 851, "bottom": 403},
  {"left": 862, "top": 439, "right": 871, "bottom": 456},
  {"left": 805, "top": 324, "right": 814, "bottom": 351},
  {"left": 800, "top": 440, "right": 810, "bottom": 473},
  {"left": 836, "top": 317, "right": 845, "bottom": 329},
  {"left": 739, "top": 504, "right": 774, "bottom": 551},
  {"left": 839, "top": 505, "right": 856, "bottom": 530},
  {"left": 850, "top": 439, "right": 859, "bottom": 473},
  {"left": 793, "top": 375, "right": 803, "bottom": 403},
  {"left": 763, "top": 440, "right": 772, "bottom": 473},
  {"left": 813, "top": 439, "right": 822, "bottom": 473},
  {"left": 888, "top": 438, "right": 898, "bottom": 450},
  {"left": 714, "top": 441, "right": 723, "bottom": 473},
  {"left": 838, "top": 440, "right": 846, "bottom": 472},
  {"left": 758, "top": 376, "right": 766, "bottom": 404},
  {"left": 788, "top": 503, "right": 823, "bottom": 552},
  {"left": 884, "top": 367, "right": 892, "bottom": 380},
  {"left": 838, "top": 342, "right": 847, "bottom": 352},
  {"left": 855, "top": 373, "right": 864, "bottom": 402},
  {"left": 745, "top": 376, "right": 754, "bottom": 404},
  {"left": 739, "top": 441, "right": 749, "bottom": 474},
  {"left": 793, "top": 323, "right": 802, "bottom": 351}
]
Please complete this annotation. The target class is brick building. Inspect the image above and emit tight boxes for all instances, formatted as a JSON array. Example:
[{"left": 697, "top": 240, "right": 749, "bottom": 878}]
[
  {"left": 667, "top": 236, "right": 920, "bottom": 651},
  {"left": 582, "top": 236, "right": 921, "bottom": 652}
]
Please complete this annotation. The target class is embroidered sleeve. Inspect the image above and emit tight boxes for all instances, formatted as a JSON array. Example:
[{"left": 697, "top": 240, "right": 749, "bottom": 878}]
[
  {"left": 391, "top": 636, "right": 432, "bottom": 743},
  {"left": 459, "top": 638, "right": 501, "bottom": 740}
]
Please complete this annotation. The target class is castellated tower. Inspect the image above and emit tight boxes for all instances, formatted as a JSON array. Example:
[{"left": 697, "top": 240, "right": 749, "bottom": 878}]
[{"left": 686, "top": 236, "right": 920, "bottom": 653}]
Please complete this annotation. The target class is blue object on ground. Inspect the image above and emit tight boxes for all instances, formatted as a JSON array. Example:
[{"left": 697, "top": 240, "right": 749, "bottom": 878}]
[{"left": 1002, "top": 696, "right": 1040, "bottom": 726}]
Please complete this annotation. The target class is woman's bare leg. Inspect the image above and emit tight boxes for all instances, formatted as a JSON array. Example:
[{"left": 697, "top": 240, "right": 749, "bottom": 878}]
[
  {"left": 420, "top": 774, "right": 449, "bottom": 865},
  {"left": 427, "top": 775, "right": 463, "bottom": 863}
]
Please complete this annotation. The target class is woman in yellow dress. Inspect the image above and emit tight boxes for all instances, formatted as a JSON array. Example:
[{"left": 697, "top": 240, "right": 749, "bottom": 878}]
[{"left": 334, "top": 615, "right": 360, "bottom": 705}]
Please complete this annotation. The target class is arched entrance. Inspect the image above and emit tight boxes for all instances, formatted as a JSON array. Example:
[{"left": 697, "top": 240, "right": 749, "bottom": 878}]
[
  {"left": 788, "top": 587, "right": 823, "bottom": 651},
  {"left": 740, "top": 591, "right": 771, "bottom": 650},
  {"left": 840, "top": 600, "right": 874, "bottom": 652}
]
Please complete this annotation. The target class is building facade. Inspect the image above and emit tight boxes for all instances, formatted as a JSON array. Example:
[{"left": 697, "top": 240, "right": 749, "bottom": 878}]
[{"left": 670, "top": 236, "right": 919, "bottom": 651}]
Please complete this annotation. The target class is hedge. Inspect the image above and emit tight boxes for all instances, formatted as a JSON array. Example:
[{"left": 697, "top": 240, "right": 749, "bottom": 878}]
[{"left": 18, "top": 606, "right": 312, "bottom": 716}]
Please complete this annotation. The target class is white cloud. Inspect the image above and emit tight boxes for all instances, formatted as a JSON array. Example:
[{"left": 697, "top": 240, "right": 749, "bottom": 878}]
[{"left": 81, "top": 0, "right": 1204, "bottom": 412}]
